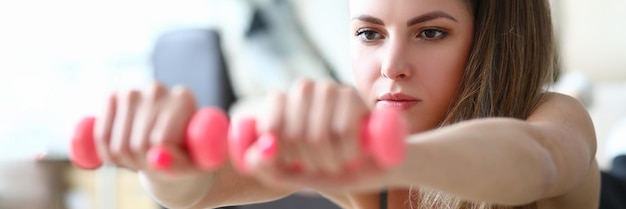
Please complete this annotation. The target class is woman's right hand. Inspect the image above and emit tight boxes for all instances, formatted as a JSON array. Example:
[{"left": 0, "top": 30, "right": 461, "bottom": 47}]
[
  {"left": 94, "top": 82, "right": 203, "bottom": 175},
  {"left": 93, "top": 82, "right": 216, "bottom": 208}
]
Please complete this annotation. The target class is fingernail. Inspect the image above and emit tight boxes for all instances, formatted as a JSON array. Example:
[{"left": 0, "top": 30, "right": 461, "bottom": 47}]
[
  {"left": 148, "top": 147, "right": 172, "bottom": 171},
  {"left": 258, "top": 134, "right": 278, "bottom": 161}
]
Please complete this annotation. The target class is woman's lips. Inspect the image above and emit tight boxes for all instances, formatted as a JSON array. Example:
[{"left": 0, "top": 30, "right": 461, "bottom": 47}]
[
  {"left": 376, "top": 100, "right": 420, "bottom": 110},
  {"left": 376, "top": 92, "right": 420, "bottom": 111}
]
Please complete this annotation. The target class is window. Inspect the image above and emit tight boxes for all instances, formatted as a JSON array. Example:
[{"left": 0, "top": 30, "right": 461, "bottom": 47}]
[{"left": 0, "top": 0, "right": 215, "bottom": 160}]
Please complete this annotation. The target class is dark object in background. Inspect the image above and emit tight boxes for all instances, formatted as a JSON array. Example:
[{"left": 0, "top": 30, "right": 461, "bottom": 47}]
[
  {"left": 600, "top": 156, "right": 626, "bottom": 209},
  {"left": 152, "top": 29, "right": 236, "bottom": 111},
  {"left": 236, "top": 193, "right": 341, "bottom": 209}
]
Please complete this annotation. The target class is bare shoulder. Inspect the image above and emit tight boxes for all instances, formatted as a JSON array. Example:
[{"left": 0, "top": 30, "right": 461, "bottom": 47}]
[
  {"left": 531, "top": 92, "right": 600, "bottom": 208},
  {"left": 529, "top": 92, "right": 591, "bottom": 122},
  {"left": 528, "top": 92, "right": 597, "bottom": 154}
]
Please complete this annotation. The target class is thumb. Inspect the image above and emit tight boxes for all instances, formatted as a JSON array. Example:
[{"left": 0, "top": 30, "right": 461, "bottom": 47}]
[
  {"left": 243, "top": 133, "right": 279, "bottom": 176},
  {"left": 146, "top": 145, "right": 198, "bottom": 176}
]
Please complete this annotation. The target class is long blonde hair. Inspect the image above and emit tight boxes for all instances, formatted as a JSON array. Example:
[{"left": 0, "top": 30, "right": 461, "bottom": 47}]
[{"left": 417, "top": 0, "right": 558, "bottom": 208}]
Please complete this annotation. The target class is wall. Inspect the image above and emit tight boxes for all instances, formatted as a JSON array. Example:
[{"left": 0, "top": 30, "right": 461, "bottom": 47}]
[{"left": 558, "top": 0, "right": 626, "bottom": 81}]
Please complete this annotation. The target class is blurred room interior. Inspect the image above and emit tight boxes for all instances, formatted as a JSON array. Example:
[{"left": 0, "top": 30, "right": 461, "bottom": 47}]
[{"left": 0, "top": 0, "right": 625, "bottom": 208}]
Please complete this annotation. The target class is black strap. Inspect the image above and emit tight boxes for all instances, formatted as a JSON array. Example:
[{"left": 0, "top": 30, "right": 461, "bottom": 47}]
[{"left": 379, "top": 190, "right": 388, "bottom": 209}]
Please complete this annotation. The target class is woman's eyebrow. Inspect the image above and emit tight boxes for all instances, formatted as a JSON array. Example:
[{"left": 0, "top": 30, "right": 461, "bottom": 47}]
[
  {"left": 351, "top": 11, "right": 458, "bottom": 26},
  {"left": 351, "top": 15, "right": 385, "bottom": 26},
  {"left": 407, "top": 11, "right": 458, "bottom": 26}
]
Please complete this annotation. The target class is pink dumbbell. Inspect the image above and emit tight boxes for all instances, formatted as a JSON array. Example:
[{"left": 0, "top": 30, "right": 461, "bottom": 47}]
[
  {"left": 70, "top": 107, "right": 406, "bottom": 172},
  {"left": 69, "top": 107, "right": 230, "bottom": 170},
  {"left": 228, "top": 107, "right": 406, "bottom": 173}
]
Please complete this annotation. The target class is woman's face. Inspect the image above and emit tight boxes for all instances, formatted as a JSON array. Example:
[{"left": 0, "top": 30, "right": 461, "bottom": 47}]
[{"left": 350, "top": 0, "right": 474, "bottom": 133}]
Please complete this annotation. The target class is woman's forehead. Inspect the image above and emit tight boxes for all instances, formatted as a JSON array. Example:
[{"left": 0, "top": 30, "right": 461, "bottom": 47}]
[{"left": 348, "top": 0, "right": 471, "bottom": 21}]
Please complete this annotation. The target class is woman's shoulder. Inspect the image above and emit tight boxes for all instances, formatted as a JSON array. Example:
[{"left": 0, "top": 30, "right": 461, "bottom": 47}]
[
  {"left": 532, "top": 92, "right": 600, "bottom": 209},
  {"left": 532, "top": 92, "right": 596, "bottom": 147},
  {"left": 535, "top": 91, "right": 587, "bottom": 112},
  {"left": 529, "top": 92, "right": 594, "bottom": 129},
  {"left": 529, "top": 92, "right": 596, "bottom": 146}
]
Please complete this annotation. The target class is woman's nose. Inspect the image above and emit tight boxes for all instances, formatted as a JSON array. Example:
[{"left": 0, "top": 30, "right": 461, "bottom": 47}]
[{"left": 380, "top": 41, "right": 412, "bottom": 80}]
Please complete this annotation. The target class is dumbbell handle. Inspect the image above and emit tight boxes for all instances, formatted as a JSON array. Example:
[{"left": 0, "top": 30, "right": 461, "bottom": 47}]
[{"left": 69, "top": 107, "right": 405, "bottom": 171}]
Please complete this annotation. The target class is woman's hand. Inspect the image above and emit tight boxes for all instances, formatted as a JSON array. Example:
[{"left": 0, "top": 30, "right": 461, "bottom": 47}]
[
  {"left": 93, "top": 82, "right": 216, "bottom": 208},
  {"left": 94, "top": 82, "right": 203, "bottom": 175},
  {"left": 241, "top": 79, "right": 397, "bottom": 192}
]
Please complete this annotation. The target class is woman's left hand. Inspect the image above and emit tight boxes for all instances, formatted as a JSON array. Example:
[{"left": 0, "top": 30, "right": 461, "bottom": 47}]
[{"left": 239, "top": 79, "right": 398, "bottom": 192}]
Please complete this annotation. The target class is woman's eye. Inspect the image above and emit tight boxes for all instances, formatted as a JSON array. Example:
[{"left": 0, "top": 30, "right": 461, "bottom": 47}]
[
  {"left": 419, "top": 29, "right": 446, "bottom": 40},
  {"left": 356, "top": 29, "right": 383, "bottom": 42}
]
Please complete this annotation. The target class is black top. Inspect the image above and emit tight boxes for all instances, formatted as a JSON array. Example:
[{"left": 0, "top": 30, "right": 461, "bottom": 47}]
[{"left": 380, "top": 190, "right": 388, "bottom": 209}]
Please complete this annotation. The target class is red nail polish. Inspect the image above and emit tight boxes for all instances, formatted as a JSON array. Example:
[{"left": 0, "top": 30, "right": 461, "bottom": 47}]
[
  {"left": 148, "top": 147, "right": 172, "bottom": 171},
  {"left": 258, "top": 134, "right": 278, "bottom": 160}
]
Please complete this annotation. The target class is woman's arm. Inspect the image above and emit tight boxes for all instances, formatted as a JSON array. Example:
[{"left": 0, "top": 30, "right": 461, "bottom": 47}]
[
  {"left": 141, "top": 162, "right": 298, "bottom": 209},
  {"left": 200, "top": 163, "right": 298, "bottom": 208},
  {"left": 391, "top": 93, "right": 597, "bottom": 205}
]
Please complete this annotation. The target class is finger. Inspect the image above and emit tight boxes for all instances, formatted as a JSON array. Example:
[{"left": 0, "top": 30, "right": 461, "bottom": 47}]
[
  {"left": 307, "top": 81, "right": 342, "bottom": 174},
  {"left": 285, "top": 79, "right": 318, "bottom": 172},
  {"left": 258, "top": 92, "right": 286, "bottom": 141},
  {"left": 130, "top": 83, "right": 166, "bottom": 169},
  {"left": 244, "top": 134, "right": 300, "bottom": 189},
  {"left": 94, "top": 92, "right": 117, "bottom": 165},
  {"left": 145, "top": 145, "right": 198, "bottom": 177},
  {"left": 333, "top": 87, "right": 368, "bottom": 167},
  {"left": 149, "top": 86, "right": 197, "bottom": 172},
  {"left": 259, "top": 91, "right": 301, "bottom": 172},
  {"left": 285, "top": 79, "right": 314, "bottom": 141},
  {"left": 109, "top": 90, "right": 141, "bottom": 170}
]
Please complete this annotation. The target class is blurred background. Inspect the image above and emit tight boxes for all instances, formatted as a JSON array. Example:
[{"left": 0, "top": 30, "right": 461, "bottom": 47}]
[{"left": 0, "top": 0, "right": 624, "bottom": 208}]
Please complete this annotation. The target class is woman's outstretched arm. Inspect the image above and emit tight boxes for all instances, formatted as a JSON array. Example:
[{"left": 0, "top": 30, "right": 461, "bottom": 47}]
[
  {"left": 392, "top": 93, "right": 597, "bottom": 205},
  {"left": 142, "top": 162, "right": 298, "bottom": 209}
]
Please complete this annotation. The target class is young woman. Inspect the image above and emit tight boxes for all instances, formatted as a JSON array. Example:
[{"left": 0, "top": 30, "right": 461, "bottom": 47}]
[{"left": 92, "top": 0, "right": 600, "bottom": 208}]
